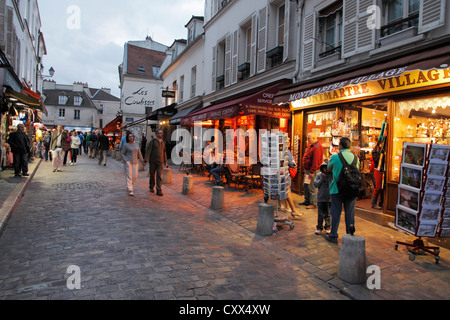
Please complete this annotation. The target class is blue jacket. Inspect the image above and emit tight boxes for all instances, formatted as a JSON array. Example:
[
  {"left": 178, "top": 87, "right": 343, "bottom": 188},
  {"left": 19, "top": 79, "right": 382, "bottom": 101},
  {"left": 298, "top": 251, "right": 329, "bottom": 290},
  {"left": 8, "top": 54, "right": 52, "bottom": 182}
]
[{"left": 314, "top": 172, "right": 331, "bottom": 203}]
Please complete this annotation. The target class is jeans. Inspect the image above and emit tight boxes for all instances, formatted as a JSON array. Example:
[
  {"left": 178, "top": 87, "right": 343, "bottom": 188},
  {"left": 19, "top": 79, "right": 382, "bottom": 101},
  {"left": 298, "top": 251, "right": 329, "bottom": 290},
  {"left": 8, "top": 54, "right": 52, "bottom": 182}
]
[
  {"left": 211, "top": 166, "right": 227, "bottom": 183},
  {"left": 13, "top": 152, "right": 28, "bottom": 175},
  {"left": 98, "top": 150, "right": 108, "bottom": 165},
  {"left": 70, "top": 148, "right": 78, "bottom": 163},
  {"left": 44, "top": 146, "right": 52, "bottom": 161},
  {"left": 330, "top": 194, "right": 356, "bottom": 239},
  {"left": 317, "top": 202, "right": 331, "bottom": 230}
]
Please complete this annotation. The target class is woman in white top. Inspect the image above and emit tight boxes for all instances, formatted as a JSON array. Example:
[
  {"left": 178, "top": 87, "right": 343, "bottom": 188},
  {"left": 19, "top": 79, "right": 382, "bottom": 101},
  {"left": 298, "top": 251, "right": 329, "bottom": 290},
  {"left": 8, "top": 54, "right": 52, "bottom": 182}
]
[
  {"left": 121, "top": 132, "right": 146, "bottom": 196},
  {"left": 70, "top": 131, "right": 81, "bottom": 165}
]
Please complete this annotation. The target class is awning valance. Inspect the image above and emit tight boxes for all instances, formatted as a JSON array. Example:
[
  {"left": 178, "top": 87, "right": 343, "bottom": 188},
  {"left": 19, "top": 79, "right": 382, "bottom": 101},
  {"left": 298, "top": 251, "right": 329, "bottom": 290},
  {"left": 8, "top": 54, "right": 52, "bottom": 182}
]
[
  {"left": 103, "top": 116, "right": 122, "bottom": 134},
  {"left": 147, "top": 103, "right": 177, "bottom": 121},
  {"left": 169, "top": 102, "right": 203, "bottom": 125},
  {"left": 22, "top": 86, "right": 48, "bottom": 116},
  {"left": 181, "top": 80, "right": 292, "bottom": 126},
  {"left": 273, "top": 43, "right": 450, "bottom": 108},
  {"left": 5, "top": 87, "right": 45, "bottom": 114}
]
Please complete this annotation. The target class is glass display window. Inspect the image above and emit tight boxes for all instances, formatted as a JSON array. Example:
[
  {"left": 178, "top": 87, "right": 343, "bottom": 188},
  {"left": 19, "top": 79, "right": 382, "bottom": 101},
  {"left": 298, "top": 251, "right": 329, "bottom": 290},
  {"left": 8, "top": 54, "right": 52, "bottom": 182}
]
[
  {"left": 306, "top": 109, "right": 336, "bottom": 160},
  {"left": 391, "top": 94, "right": 450, "bottom": 182}
]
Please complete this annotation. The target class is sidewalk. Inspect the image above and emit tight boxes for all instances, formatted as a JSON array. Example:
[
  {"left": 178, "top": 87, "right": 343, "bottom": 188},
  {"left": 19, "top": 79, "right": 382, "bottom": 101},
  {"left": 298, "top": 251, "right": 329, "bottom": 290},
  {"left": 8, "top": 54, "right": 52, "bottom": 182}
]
[
  {"left": 164, "top": 165, "right": 450, "bottom": 300},
  {"left": 0, "top": 158, "right": 41, "bottom": 237}
]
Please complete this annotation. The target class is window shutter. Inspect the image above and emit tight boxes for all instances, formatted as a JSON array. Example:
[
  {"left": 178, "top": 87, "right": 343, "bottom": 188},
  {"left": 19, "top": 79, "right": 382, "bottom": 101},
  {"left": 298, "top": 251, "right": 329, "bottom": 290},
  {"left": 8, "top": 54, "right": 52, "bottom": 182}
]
[
  {"left": 283, "top": 0, "right": 290, "bottom": 62},
  {"left": 0, "top": 0, "right": 6, "bottom": 52},
  {"left": 302, "top": 12, "right": 315, "bottom": 71},
  {"left": 250, "top": 13, "right": 257, "bottom": 77},
  {"left": 357, "top": 0, "right": 375, "bottom": 53},
  {"left": 342, "top": 0, "right": 357, "bottom": 58},
  {"left": 419, "top": 0, "right": 445, "bottom": 34},
  {"left": 231, "top": 30, "right": 238, "bottom": 84},
  {"left": 6, "top": 6, "right": 13, "bottom": 57},
  {"left": 212, "top": 45, "right": 217, "bottom": 91},
  {"left": 225, "top": 33, "right": 232, "bottom": 87},
  {"left": 257, "top": 6, "right": 267, "bottom": 74}
]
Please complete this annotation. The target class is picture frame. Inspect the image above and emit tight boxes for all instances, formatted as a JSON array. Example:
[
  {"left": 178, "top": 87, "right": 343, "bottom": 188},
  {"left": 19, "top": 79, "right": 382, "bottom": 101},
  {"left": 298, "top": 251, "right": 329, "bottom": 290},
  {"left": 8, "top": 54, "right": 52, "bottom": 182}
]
[
  {"left": 424, "top": 175, "right": 446, "bottom": 193},
  {"left": 400, "top": 164, "right": 423, "bottom": 190},
  {"left": 398, "top": 185, "right": 420, "bottom": 212},
  {"left": 429, "top": 144, "right": 450, "bottom": 162},
  {"left": 416, "top": 223, "right": 438, "bottom": 238},
  {"left": 402, "top": 143, "right": 427, "bottom": 167},
  {"left": 396, "top": 205, "right": 418, "bottom": 235}
]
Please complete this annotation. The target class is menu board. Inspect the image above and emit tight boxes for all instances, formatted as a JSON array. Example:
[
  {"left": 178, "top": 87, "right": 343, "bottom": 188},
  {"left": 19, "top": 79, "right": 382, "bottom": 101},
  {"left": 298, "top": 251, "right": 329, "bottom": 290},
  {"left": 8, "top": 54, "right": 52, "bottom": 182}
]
[
  {"left": 261, "top": 131, "right": 291, "bottom": 201},
  {"left": 396, "top": 143, "right": 450, "bottom": 238}
]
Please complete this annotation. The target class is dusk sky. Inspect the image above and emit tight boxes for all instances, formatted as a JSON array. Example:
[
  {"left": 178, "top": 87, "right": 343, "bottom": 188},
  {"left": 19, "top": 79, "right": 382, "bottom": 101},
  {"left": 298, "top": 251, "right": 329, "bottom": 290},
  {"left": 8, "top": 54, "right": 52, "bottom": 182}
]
[{"left": 38, "top": 0, "right": 205, "bottom": 97}]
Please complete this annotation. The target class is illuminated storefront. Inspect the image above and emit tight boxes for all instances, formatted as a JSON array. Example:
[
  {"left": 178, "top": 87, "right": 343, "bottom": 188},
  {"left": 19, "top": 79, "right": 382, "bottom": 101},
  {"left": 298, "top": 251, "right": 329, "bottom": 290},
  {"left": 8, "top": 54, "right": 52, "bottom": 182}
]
[{"left": 274, "top": 43, "right": 450, "bottom": 223}]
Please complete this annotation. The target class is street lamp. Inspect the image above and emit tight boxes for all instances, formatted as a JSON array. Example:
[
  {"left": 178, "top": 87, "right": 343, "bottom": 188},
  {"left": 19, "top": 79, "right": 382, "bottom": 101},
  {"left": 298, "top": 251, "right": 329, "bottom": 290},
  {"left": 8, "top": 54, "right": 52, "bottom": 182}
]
[{"left": 42, "top": 67, "right": 55, "bottom": 79}]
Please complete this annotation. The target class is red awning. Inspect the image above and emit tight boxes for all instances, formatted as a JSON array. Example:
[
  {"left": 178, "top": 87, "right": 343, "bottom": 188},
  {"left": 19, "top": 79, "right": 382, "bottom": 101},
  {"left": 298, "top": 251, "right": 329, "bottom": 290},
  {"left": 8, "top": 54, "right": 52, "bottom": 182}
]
[
  {"left": 273, "top": 42, "right": 450, "bottom": 105},
  {"left": 22, "top": 86, "right": 48, "bottom": 116},
  {"left": 103, "top": 116, "right": 122, "bottom": 134},
  {"left": 181, "top": 80, "right": 292, "bottom": 126}
]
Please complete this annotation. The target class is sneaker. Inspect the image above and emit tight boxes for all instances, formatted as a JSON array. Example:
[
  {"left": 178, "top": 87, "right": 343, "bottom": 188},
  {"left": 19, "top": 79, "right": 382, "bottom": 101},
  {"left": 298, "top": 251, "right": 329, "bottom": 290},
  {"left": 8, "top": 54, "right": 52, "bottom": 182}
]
[
  {"left": 149, "top": 189, "right": 155, "bottom": 193},
  {"left": 156, "top": 192, "right": 163, "bottom": 197},
  {"left": 129, "top": 191, "right": 134, "bottom": 196},
  {"left": 326, "top": 236, "right": 338, "bottom": 243},
  {"left": 315, "top": 228, "right": 322, "bottom": 235},
  {"left": 325, "top": 228, "right": 331, "bottom": 234}
]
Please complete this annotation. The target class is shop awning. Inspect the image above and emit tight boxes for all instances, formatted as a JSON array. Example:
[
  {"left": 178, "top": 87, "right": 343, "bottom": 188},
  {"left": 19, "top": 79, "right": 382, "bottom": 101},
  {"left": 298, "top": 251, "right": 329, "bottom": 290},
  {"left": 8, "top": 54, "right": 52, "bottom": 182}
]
[
  {"left": 181, "top": 80, "right": 292, "bottom": 126},
  {"left": 5, "top": 87, "right": 45, "bottom": 114},
  {"left": 22, "top": 86, "right": 48, "bottom": 116},
  {"left": 103, "top": 116, "right": 122, "bottom": 134},
  {"left": 169, "top": 102, "right": 203, "bottom": 125},
  {"left": 273, "top": 42, "right": 450, "bottom": 108},
  {"left": 147, "top": 103, "right": 177, "bottom": 121}
]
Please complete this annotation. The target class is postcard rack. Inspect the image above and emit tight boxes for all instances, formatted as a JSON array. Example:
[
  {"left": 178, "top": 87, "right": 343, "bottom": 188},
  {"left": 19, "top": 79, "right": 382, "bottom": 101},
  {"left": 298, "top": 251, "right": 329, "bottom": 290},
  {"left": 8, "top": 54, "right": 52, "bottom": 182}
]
[{"left": 394, "top": 142, "right": 450, "bottom": 264}]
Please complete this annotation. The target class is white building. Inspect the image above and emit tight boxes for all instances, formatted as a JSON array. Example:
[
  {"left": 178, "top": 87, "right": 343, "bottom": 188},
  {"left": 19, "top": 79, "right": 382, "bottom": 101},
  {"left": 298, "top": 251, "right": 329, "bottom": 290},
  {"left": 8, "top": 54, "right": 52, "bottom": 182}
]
[{"left": 42, "top": 80, "right": 120, "bottom": 132}]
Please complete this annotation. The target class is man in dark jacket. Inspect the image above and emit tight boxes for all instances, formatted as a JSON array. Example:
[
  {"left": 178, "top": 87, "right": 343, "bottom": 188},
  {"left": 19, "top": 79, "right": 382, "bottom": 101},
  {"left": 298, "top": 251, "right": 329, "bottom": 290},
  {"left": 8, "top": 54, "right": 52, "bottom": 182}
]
[
  {"left": 97, "top": 130, "right": 110, "bottom": 166},
  {"left": 7, "top": 123, "right": 31, "bottom": 177},
  {"left": 145, "top": 129, "right": 168, "bottom": 196},
  {"left": 89, "top": 130, "right": 98, "bottom": 158}
]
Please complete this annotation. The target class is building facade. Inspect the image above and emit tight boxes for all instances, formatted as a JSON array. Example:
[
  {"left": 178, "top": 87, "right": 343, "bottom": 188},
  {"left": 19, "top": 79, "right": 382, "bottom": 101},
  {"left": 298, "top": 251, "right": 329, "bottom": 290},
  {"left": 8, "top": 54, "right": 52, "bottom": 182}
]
[{"left": 42, "top": 80, "right": 120, "bottom": 132}]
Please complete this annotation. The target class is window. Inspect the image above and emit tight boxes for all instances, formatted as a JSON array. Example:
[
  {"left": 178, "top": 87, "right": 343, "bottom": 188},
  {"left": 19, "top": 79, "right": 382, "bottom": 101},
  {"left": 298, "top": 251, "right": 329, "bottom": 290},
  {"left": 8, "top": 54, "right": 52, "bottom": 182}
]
[
  {"left": 138, "top": 65, "right": 145, "bottom": 73},
  {"left": 58, "top": 95, "right": 67, "bottom": 105},
  {"left": 277, "top": 5, "right": 285, "bottom": 47},
  {"left": 180, "top": 75, "right": 185, "bottom": 102},
  {"left": 74, "top": 110, "right": 80, "bottom": 120},
  {"left": 74, "top": 96, "right": 82, "bottom": 106},
  {"left": 191, "top": 66, "right": 197, "bottom": 98},
  {"left": 152, "top": 66, "right": 160, "bottom": 77},
  {"left": 382, "top": 0, "right": 420, "bottom": 37},
  {"left": 245, "top": 26, "right": 252, "bottom": 63},
  {"left": 59, "top": 109, "right": 66, "bottom": 118},
  {"left": 318, "top": 6, "right": 343, "bottom": 58}
]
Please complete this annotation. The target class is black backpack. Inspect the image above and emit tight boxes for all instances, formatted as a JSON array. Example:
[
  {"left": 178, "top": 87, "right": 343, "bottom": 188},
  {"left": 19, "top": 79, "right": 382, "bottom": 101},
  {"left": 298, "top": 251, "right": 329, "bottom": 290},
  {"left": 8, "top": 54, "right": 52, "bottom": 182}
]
[{"left": 337, "top": 152, "right": 362, "bottom": 198}]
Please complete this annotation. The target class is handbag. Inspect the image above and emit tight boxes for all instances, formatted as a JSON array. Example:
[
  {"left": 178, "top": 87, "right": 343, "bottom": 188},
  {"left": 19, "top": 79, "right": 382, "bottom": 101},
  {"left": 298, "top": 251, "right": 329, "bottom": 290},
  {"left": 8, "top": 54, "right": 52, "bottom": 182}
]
[{"left": 289, "top": 167, "right": 297, "bottom": 178}]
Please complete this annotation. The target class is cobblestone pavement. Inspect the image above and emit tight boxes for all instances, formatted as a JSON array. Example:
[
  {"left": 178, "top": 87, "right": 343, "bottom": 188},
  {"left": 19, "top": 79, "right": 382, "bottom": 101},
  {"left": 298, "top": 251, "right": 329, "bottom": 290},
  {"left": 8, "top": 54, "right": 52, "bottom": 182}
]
[{"left": 0, "top": 154, "right": 347, "bottom": 300}]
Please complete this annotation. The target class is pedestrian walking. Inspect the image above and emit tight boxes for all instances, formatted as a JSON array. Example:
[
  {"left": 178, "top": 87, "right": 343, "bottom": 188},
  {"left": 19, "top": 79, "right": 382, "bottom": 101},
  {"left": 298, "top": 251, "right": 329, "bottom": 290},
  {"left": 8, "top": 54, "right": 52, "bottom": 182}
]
[
  {"left": 97, "top": 130, "right": 110, "bottom": 166},
  {"left": 371, "top": 139, "right": 384, "bottom": 210},
  {"left": 50, "top": 126, "right": 68, "bottom": 172},
  {"left": 83, "top": 132, "right": 89, "bottom": 155},
  {"left": 62, "top": 130, "right": 71, "bottom": 166},
  {"left": 35, "top": 125, "right": 44, "bottom": 159},
  {"left": 69, "top": 131, "right": 80, "bottom": 166},
  {"left": 145, "top": 128, "right": 168, "bottom": 196},
  {"left": 89, "top": 130, "right": 98, "bottom": 158},
  {"left": 43, "top": 130, "right": 52, "bottom": 161},
  {"left": 77, "top": 131, "right": 84, "bottom": 155},
  {"left": 301, "top": 132, "right": 324, "bottom": 210},
  {"left": 121, "top": 132, "right": 146, "bottom": 196},
  {"left": 7, "top": 123, "right": 31, "bottom": 177},
  {"left": 314, "top": 160, "right": 331, "bottom": 235},
  {"left": 327, "top": 138, "right": 360, "bottom": 243}
]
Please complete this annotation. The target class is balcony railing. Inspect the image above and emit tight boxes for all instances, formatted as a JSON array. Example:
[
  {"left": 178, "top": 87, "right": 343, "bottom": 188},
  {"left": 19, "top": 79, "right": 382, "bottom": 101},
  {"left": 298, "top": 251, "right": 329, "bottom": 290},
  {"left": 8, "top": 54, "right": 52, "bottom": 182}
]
[
  {"left": 319, "top": 45, "right": 341, "bottom": 59},
  {"left": 381, "top": 13, "right": 419, "bottom": 38}
]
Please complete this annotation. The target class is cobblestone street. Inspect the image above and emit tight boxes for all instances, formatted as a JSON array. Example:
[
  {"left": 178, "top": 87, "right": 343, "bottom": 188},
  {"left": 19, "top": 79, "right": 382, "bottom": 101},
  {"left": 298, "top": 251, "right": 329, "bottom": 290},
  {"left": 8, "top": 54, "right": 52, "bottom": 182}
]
[{"left": 0, "top": 155, "right": 347, "bottom": 300}]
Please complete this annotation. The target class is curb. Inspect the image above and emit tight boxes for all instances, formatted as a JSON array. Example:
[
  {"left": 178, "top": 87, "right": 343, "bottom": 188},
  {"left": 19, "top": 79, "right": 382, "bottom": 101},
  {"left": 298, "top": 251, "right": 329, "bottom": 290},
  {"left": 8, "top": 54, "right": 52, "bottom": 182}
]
[{"left": 0, "top": 159, "right": 42, "bottom": 237}]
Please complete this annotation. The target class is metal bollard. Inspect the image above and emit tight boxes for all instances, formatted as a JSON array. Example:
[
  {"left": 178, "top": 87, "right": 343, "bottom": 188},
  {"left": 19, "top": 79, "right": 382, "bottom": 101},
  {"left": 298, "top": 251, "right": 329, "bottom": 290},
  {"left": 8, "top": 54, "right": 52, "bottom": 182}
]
[{"left": 256, "top": 203, "right": 275, "bottom": 236}]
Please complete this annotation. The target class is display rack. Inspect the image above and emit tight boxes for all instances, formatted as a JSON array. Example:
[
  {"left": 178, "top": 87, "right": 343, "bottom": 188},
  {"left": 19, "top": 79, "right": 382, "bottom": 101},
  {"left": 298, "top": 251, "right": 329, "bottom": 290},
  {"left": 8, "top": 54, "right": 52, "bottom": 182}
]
[
  {"left": 394, "top": 143, "right": 450, "bottom": 264},
  {"left": 261, "top": 131, "right": 294, "bottom": 232}
]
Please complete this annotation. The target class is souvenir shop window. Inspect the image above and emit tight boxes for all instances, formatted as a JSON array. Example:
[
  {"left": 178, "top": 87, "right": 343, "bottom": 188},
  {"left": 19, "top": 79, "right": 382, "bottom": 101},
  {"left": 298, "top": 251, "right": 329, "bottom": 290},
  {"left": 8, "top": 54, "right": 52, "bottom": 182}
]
[
  {"left": 306, "top": 110, "right": 336, "bottom": 160},
  {"left": 391, "top": 94, "right": 450, "bottom": 182}
]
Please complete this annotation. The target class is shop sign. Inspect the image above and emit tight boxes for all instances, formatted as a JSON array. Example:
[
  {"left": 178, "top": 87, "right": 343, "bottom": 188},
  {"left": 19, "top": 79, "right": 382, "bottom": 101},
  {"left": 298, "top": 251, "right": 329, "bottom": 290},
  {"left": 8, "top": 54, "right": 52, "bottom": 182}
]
[
  {"left": 245, "top": 105, "right": 291, "bottom": 119},
  {"left": 290, "top": 67, "right": 450, "bottom": 109}
]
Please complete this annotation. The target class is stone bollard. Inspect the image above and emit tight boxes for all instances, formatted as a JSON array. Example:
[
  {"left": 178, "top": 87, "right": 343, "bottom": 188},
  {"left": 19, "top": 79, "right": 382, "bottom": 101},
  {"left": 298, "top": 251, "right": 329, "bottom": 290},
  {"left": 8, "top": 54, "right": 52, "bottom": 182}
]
[
  {"left": 116, "top": 151, "right": 122, "bottom": 161},
  {"left": 211, "top": 186, "right": 224, "bottom": 210},
  {"left": 256, "top": 203, "right": 275, "bottom": 236},
  {"left": 338, "top": 235, "right": 367, "bottom": 284},
  {"left": 162, "top": 168, "right": 172, "bottom": 184},
  {"left": 111, "top": 150, "right": 116, "bottom": 159},
  {"left": 182, "top": 175, "right": 194, "bottom": 195}
]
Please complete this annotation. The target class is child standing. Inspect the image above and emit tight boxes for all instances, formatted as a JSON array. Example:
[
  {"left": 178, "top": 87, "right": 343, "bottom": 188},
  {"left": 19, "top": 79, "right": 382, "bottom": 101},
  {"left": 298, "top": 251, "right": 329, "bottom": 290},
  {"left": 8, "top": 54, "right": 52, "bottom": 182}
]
[{"left": 314, "top": 160, "right": 331, "bottom": 235}]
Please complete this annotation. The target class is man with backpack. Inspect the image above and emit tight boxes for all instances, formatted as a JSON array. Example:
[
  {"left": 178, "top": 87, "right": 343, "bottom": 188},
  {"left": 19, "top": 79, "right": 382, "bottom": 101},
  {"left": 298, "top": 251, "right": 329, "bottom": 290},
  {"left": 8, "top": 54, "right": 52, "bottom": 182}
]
[{"left": 327, "top": 137, "right": 361, "bottom": 243}]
